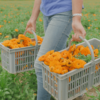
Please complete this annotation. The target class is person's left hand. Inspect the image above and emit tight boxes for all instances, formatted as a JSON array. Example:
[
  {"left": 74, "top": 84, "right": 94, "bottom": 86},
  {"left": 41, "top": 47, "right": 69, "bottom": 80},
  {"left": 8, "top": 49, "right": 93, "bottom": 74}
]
[{"left": 72, "top": 16, "right": 86, "bottom": 42}]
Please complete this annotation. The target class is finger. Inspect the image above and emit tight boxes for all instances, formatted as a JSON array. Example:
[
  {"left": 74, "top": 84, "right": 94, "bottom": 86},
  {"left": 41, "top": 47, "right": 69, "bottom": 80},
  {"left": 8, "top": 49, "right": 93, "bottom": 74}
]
[
  {"left": 27, "top": 28, "right": 33, "bottom": 34},
  {"left": 72, "top": 33, "right": 81, "bottom": 42},
  {"left": 79, "top": 32, "right": 86, "bottom": 40},
  {"left": 76, "top": 33, "right": 82, "bottom": 42},
  {"left": 80, "top": 27, "right": 86, "bottom": 38},
  {"left": 31, "top": 27, "right": 36, "bottom": 32},
  {"left": 72, "top": 30, "right": 80, "bottom": 41},
  {"left": 27, "top": 27, "right": 36, "bottom": 34},
  {"left": 72, "top": 34, "right": 76, "bottom": 41},
  {"left": 82, "top": 31, "right": 86, "bottom": 38}
]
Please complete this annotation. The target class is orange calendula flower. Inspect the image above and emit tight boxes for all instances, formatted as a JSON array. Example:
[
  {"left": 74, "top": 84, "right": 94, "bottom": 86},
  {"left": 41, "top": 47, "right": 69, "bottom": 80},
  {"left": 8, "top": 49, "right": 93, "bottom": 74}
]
[
  {"left": 69, "top": 77, "right": 71, "bottom": 82},
  {"left": 60, "top": 58, "right": 68, "bottom": 66},
  {"left": 37, "top": 35, "right": 43, "bottom": 44},
  {"left": 38, "top": 55, "right": 46, "bottom": 61},
  {"left": 11, "top": 38, "right": 17, "bottom": 42},
  {"left": 91, "top": 45, "right": 94, "bottom": 49},
  {"left": 0, "top": 33, "right": 2, "bottom": 35},
  {"left": 2, "top": 34, "right": 43, "bottom": 49},
  {"left": 95, "top": 65, "right": 99, "bottom": 71},
  {"left": 73, "top": 59, "right": 86, "bottom": 69},
  {"left": 80, "top": 47, "right": 91, "bottom": 56},
  {"left": 61, "top": 50, "right": 71, "bottom": 58},
  {"left": 77, "top": 45, "right": 84, "bottom": 51},
  {"left": 69, "top": 44, "right": 76, "bottom": 53},
  {"left": 86, "top": 88, "right": 88, "bottom": 91},
  {"left": 70, "top": 57, "right": 77, "bottom": 62},
  {"left": 39, "top": 18, "right": 42, "bottom": 22},
  {"left": 54, "top": 66, "right": 63, "bottom": 74},
  {"left": 26, "top": 65, "right": 28, "bottom": 67},
  {"left": 62, "top": 67, "right": 68, "bottom": 74},
  {"left": 15, "top": 29, "right": 18, "bottom": 32},
  {"left": 51, "top": 52, "right": 61, "bottom": 61},
  {"left": 66, "top": 59, "right": 72, "bottom": 67},
  {"left": 11, "top": 45, "right": 19, "bottom": 49},
  {"left": 88, "top": 27, "right": 90, "bottom": 29},
  {"left": 94, "top": 49, "right": 99, "bottom": 57},
  {"left": 45, "top": 55, "right": 53, "bottom": 64},
  {"left": 94, "top": 19, "right": 97, "bottom": 21},
  {"left": 18, "top": 44, "right": 24, "bottom": 48},
  {"left": 0, "top": 25, "right": 3, "bottom": 28},
  {"left": 33, "top": 93, "right": 37, "bottom": 96},
  {"left": 68, "top": 66, "right": 75, "bottom": 71},
  {"left": 49, "top": 61, "right": 60, "bottom": 68},
  {"left": 66, "top": 53, "right": 72, "bottom": 60},
  {"left": 18, "top": 34, "right": 25, "bottom": 40},
  {"left": 93, "top": 14, "right": 96, "bottom": 16},
  {"left": 73, "top": 48, "right": 80, "bottom": 56},
  {"left": 4, "top": 35, "right": 9, "bottom": 38},
  {"left": 48, "top": 50, "right": 54, "bottom": 55},
  {"left": 4, "top": 20, "right": 6, "bottom": 23},
  {"left": 88, "top": 20, "right": 90, "bottom": 22},
  {"left": 29, "top": 41, "right": 36, "bottom": 46}
]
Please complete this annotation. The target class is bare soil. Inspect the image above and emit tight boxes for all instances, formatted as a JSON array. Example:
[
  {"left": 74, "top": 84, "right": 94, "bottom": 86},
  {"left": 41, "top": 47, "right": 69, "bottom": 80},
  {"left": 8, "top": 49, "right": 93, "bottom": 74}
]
[{"left": 74, "top": 86, "right": 100, "bottom": 100}]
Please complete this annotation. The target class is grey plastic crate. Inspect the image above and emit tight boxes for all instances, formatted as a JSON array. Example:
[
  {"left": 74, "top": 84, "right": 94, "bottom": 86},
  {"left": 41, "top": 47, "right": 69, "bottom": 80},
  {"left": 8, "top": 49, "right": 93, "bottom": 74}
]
[
  {"left": 0, "top": 30, "right": 41, "bottom": 74},
  {"left": 91, "top": 59, "right": 100, "bottom": 87},
  {"left": 40, "top": 38, "right": 100, "bottom": 100}
]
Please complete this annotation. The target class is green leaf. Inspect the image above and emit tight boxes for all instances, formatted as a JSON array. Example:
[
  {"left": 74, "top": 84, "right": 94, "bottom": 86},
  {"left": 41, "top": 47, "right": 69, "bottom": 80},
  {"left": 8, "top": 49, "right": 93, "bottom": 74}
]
[
  {"left": 14, "top": 94, "right": 21, "bottom": 99},
  {"left": 0, "top": 89, "right": 4, "bottom": 97},
  {"left": 5, "top": 95, "right": 12, "bottom": 99},
  {"left": 4, "top": 91, "right": 10, "bottom": 95}
]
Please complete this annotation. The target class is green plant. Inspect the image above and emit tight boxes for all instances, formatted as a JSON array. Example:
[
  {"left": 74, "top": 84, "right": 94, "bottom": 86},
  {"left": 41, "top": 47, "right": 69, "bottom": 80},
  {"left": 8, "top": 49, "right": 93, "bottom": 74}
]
[
  {"left": 0, "top": 69, "right": 37, "bottom": 100},
  {"left": 86, "top": 86, "right": 100, "bottom": 100}
]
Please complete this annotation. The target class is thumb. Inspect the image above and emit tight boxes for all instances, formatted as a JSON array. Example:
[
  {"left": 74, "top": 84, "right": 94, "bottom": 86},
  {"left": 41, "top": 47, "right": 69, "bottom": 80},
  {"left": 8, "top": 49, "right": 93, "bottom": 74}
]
[{"left": 26, "top": 22, "right": 30, "bottom": 30}]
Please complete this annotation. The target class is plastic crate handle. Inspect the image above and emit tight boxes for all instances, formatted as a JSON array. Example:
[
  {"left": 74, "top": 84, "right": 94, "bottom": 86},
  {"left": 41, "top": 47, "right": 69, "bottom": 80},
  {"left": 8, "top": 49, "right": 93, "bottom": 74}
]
[
  {"left": 79, "top": 36, "right": 95, "bottom": 62},
  {"left": 24, "top": 30, "right": 38, "bottom": 46}
]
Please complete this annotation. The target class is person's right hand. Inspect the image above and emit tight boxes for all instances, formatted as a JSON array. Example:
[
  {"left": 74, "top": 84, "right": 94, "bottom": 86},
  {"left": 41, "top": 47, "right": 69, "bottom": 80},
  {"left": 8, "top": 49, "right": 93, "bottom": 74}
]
[
  {"left": 26, "top": 18, "right": 36, "bottom": 34},
  {"left": 72, "top": 16, "right": 86, "bottom": 42}
]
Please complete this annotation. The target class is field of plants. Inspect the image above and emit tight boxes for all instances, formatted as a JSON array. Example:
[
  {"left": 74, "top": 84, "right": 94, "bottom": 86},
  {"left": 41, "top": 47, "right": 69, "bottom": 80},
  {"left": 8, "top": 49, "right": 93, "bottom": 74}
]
[{"left": 0, "top": 0, "right": 100, "bottom": 100}]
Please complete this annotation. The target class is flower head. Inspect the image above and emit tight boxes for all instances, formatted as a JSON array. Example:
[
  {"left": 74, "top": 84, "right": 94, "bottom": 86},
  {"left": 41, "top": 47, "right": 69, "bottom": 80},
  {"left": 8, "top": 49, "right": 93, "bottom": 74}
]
[
  {"left": 39, "top": 18, "right": 42, "bottom": 22},
  {"left": 15, "top": 29, "right": 18, "bottom": 32},
  {"left": 0, "top": 33, "right": 2, "bottom": 35}
]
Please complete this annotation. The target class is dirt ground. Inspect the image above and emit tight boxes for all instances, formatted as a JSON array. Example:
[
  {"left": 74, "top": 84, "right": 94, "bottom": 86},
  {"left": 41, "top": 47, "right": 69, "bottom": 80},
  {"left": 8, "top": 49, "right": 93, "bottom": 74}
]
[{"left": 74, "top": 86, "right": 99, "bottom": 100}]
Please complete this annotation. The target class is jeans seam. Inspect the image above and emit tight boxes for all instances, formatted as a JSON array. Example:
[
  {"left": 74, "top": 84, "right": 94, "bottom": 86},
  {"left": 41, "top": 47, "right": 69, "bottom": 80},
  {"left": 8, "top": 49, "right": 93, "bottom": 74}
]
[{"left": 54, "top": 18, "right": 72, "bottom": 50}]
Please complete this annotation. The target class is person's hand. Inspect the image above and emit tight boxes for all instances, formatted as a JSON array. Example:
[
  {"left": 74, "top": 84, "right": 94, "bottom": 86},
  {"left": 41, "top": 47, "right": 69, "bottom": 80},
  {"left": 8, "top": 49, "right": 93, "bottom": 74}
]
[
  {"left": 72, "top": 16, "right": 86, "bottom": 42},
  {"left": 26, "top": 18, "right": 36, "bottom": 34}
]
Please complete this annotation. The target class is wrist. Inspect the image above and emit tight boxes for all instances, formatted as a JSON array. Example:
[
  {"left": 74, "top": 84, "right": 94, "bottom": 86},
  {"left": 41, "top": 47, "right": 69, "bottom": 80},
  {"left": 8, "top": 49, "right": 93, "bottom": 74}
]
[
  {"left": 73, "top": 13, "right": 82, "bottom": 17},
  {"left": 72, "top": 16, "right": 81, "bottom": 22},
  {"left": 30, "top": 15, "right": 37, "bottom": 23}
]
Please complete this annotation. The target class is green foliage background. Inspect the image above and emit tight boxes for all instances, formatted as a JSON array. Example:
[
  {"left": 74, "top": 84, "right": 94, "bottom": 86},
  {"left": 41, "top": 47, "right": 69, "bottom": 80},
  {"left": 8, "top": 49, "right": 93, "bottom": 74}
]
[{"left": 0, "top": 0, "right": 100, "bottom": 100}]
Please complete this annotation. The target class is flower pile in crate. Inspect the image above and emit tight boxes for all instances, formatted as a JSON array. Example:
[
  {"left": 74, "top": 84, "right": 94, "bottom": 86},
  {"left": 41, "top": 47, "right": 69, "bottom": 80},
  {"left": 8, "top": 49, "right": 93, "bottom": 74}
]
[
  {"left": 38, "top": 44, "right": 99, "bottom": 74},
  {"left": 2, "top": 34, "right": 43, "bottom": 49}
]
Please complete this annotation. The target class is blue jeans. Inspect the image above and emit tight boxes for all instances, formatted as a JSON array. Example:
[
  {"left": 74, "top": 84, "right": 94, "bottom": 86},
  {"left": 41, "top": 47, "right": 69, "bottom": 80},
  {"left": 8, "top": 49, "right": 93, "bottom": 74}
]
[{"left": 34, "top": 11, "right": 72, "bottom": 100}]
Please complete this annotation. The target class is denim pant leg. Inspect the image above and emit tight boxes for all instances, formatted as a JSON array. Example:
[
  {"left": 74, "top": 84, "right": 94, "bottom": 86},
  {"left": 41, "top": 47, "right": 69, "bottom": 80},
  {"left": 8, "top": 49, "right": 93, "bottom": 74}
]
[
  {"left": 34, "top": 11, "right": 72, "bottom": 100},
  {"left": 43, "top": 15, "right": 49, "bottom": 33}
]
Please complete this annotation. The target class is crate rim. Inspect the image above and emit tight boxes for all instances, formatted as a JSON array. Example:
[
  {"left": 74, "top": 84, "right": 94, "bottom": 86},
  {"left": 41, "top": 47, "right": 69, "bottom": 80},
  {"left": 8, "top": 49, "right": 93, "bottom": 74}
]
[{"left": 0, "top": 42, "right": 41, "bottom": 53}]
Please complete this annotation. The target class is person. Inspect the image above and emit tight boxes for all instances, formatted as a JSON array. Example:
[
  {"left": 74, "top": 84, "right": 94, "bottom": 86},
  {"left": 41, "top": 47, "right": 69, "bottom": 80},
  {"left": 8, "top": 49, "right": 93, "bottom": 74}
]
[{"left": 26, "top": 0, "right": 86, "bottom": 100}]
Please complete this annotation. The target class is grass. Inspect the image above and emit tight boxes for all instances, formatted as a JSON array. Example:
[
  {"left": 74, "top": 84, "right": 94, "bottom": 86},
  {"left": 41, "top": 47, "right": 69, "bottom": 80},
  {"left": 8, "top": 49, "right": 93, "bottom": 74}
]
[{"left": 0, "top": 0, "right": 100, "bottom": 100}]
